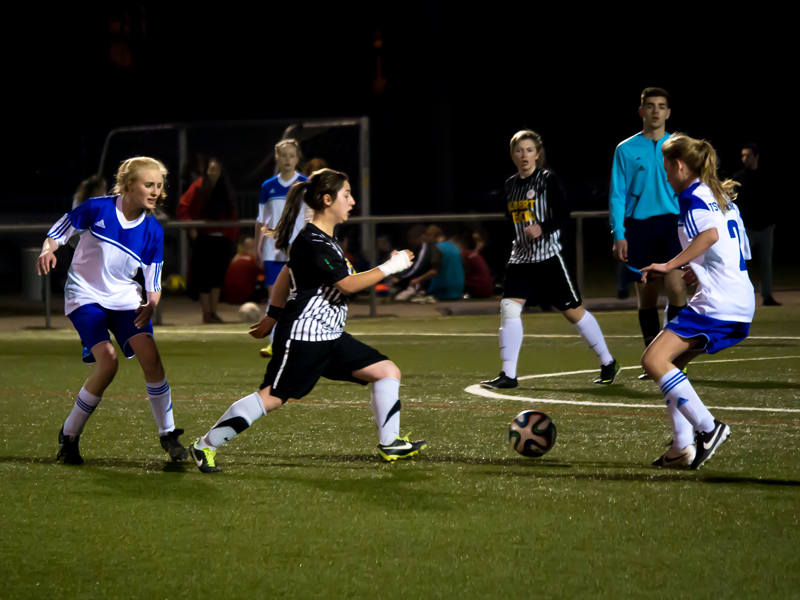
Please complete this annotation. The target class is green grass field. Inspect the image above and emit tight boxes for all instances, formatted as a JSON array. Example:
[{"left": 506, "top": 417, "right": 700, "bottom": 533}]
[{"left": 2, "top": 307, "right": 800, "bottom": 599}]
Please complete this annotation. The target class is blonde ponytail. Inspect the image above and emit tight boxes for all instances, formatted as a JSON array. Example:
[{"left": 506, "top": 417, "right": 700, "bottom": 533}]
[{"left": 662, "top": 134, "right": 739, "bottom": 212}]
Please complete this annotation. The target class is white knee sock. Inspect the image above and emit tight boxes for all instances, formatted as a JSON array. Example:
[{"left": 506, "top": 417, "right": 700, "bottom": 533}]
[
  {"left": 499, "top": 300, "right": 524, "bottom": 379},
  {"left": 659, "top": 369, "right": 715, "bottom": 434},
  {"left": 371, "top": 378, "right": 401, "bottom": 445},
  {"left": 146, "top": 378, "right": 174, "bottom": 435},
  {"left": 666, "top": 396, "right": 696, "bottom": 449},
  {"left": 197, "top": 392, "right": 266, "bottom": 450},
  {"left": 63, "top": 387, "right": 102, "bottom": 437},
  {"left": 574, "top": 311, "right": 614, "bottom": 366}
]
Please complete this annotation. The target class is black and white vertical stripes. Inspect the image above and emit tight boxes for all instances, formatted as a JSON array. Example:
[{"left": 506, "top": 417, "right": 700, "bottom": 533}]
[{"left": 505, "top": 169, "right": 563, "bottom": 264}]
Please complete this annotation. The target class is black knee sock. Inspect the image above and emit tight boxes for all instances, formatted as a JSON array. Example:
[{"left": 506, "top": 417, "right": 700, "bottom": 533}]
[
  {"left": 667, "top": 302, "right": 686, "bottom": 323},
  {"left": 638, "top": 308, "right": 660, "bottom": 347}
]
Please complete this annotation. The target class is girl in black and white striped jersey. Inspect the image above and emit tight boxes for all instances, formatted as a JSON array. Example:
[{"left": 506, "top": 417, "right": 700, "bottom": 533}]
[
  {"left": 188, "top": 169, "right": 427, "bottom": 472},
  {"left": 481, "top": 130, "right": 620, "bottom": 389}
]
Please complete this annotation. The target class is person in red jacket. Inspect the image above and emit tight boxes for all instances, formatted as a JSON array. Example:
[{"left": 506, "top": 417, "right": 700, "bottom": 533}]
[
  {"left": 461, "top": 232, "right": 494, "bottom": 298},
  {"left": 178, "top": 158, "right": 239, "bottom": 323}
]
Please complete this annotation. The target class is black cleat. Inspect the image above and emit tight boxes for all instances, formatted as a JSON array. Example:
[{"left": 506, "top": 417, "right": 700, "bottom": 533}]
[
  {"left": 691, "top": 420, "right": 730, "bottom": 470},
  {"left": 189, "top": 440, "right": 222, "bottom": 473},
  {"left": 481, "top": 371, "right": 518, "bottom": 390},
  {"left": 594, "top": 359, "right": 621, "bottom": 385},
  {"left": 377, "top": 435, "right": 428, "bottom": 462},
  {"left": 762, "top": 296, "right": 781, "bottom": 306},
  {"left": 57, "top": 427, "right": 84, "bottom": 465},
  {"left": 160, "top": 428, "right": 189, "bottom": 461}
]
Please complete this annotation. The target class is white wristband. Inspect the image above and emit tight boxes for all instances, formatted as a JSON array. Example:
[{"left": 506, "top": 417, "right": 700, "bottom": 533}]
[{"left": 378, "top": 252, "right": 411, "bottom": 277}]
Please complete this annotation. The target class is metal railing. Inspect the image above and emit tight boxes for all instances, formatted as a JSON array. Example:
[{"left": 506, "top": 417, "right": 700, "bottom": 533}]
[{"left": 2, "top": 210, "right": 609, "bottom": 324}]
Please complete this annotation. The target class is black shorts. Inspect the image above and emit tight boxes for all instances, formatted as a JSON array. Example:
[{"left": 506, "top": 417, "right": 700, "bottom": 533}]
[
  {"left": 624, "top": 214, "right": 682, "bottom": 283},
  {"left": 503, "top": 254, "right": 582, "bottom": 311},
  {"left": 260, "top": 331, "right": 389, "bottom": 402}
]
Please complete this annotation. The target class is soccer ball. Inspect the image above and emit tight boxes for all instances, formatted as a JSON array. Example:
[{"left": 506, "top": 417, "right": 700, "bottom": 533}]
[
  {"left": 238, "top": 302, "right": 261, "bottom": 323},
  {"left": 509, "top": 410, "right": 557, "bottom": 457}
]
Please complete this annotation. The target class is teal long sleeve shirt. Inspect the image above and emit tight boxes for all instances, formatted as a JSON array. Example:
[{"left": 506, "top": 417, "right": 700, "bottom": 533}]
[{"left": 609, "top": 132, "right": 679, "bottom": 242}]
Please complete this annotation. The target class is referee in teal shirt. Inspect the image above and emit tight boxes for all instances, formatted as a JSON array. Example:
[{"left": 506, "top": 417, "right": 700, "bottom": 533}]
[{"left": 609, "top": 88, "right": 687, "bottom": 377}]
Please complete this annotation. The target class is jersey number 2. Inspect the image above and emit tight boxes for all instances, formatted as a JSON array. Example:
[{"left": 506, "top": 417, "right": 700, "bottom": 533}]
[{"left": 727, "top": 221, "right": 747, "bottom": 271}]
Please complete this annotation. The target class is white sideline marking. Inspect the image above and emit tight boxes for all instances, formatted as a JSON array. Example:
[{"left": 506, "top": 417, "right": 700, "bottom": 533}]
[
  {"left": 465, "top": 355, "right": 800, "bottom": 414},
  {"left": 143, "top": 329, "right": 800, "bottom": 341}
]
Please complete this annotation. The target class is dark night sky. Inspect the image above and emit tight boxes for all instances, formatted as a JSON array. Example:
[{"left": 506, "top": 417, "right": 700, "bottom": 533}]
[{"left": 6, "top": 3, "right": 790, "bottom": 221}]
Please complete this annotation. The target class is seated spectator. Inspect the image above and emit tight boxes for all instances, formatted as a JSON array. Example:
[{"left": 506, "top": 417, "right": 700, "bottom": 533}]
[
  {"left": 223, "top": 237, "right": 261, "bottom": 305},
  {"left": 410, "top": 225, "right": 464, "bottom": 301},
  {"left": 393, "top": 224, "right": 432, "bottom": 301},
  {"left": 461, "top": 232, "right": 494, "bottom": 298},
  {"left": 178, "top": 158, "right": 240, "bottom": 323}
]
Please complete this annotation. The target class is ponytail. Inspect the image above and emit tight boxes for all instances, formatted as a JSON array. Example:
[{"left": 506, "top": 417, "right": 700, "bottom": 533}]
[
  {"left": 266, "top": 168, "right": 349, "bottom": 254},
  {"left": 698, "top": 141, "right": 738, "bottom": 211},
  {"left": 269, "top": 180, "right": 311, "bottom": 252},
  {"left": 662, "top": 134, "right": 739, "bottom": 212}
]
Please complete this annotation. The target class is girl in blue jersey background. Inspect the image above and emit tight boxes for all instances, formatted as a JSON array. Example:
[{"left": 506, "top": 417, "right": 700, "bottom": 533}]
[
  {"left": 641, "top": 135, "right": 754, "bottom": 470},
  {"left": 38, "top": 157, "right": 188, "bottom": 465}
]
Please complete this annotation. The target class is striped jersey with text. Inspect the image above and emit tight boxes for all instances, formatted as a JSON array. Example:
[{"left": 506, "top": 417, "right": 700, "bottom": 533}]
[{"left": 504, "top": 168, "right": 570, "bottom": 264}]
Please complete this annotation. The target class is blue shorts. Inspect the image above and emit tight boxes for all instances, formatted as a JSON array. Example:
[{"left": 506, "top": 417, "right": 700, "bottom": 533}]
[
  {"left": 68, "top": 303, "right": 153, "bottom": 364},
  {"left": 263, "top": 260, "right": 286, "bottom": 286},
  {"left": 664, "top": 306, "right": 750, "bottom": 354}
]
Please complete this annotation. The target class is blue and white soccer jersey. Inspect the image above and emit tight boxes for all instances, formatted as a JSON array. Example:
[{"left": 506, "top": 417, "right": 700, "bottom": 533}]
[
  {"left": 665, "top": 180, "right": 755, "bottom": 353},
  {"left": 257, "top": 172, "right": 309, "bottom": 277},
  {"left": 47, "top": 195, "right": 164, "bottom": 361}
]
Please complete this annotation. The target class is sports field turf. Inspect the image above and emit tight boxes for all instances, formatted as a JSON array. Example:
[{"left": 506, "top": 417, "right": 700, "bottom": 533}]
[{"left": 2, "top": 306, "right": 799, "bottom": 599}]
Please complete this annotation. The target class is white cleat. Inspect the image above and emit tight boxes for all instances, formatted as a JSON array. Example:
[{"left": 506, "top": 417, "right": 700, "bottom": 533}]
[{"left": 652, "top": 443, "right": 696, "bottom": 469}]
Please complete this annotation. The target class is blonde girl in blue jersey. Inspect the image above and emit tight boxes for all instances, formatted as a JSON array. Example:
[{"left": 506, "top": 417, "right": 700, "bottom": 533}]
[
  {"left": 641, "top": 134, "right": 754, "bottom": 470},
  {"left": 38, "top": 157, "right": 188, "bottom": 465}
]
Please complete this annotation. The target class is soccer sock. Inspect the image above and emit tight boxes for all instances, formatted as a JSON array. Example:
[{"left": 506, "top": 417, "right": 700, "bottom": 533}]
[
  {"left": 659, "top": 368, "right": 715, "bottom": 434},
  {"left": 146, "top": 378, "right": 174, "bottom": 435},
  {"left": 371, "top": 377, "right": 401, "bottom": 446},
  {"left": 638, "top": 308, "right": 660, "bottom": 347},
  {"left": 197, "top": 392, "right": 266, "bottom": 450},
  {"left": 63, "top": 387, "right": 102, "bottom": 437},
  {"left": 666, "top": 395, "right": 695, "bottom": 449},
  {"left": 666, "top": 301, "right": 685, "bottom": 323},
  {"left": 499, "top": 317, "right": 523, "bottom": 379},
  {"left": 574, "top": 311, "right": 614, "bottom": 366}
]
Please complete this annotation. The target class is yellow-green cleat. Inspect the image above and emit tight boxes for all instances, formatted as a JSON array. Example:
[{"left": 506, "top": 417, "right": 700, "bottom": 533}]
[
  {"left": 259, "top": 344, "right": 273, "bottom": 358},
  {"left": 377, "top": 434, "right": 428, "bottom": 462},
  {"left": 189, "top": 439, "right": 222, "bottom": 473}
]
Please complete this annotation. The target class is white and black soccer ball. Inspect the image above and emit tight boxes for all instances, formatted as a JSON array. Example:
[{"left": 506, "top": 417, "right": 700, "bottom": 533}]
[
  {"left": 238, "top": 302, "right": 261, "bottom": 323},
  {"left": 509, "top": 410, "right": 557, "bottom": 457}
]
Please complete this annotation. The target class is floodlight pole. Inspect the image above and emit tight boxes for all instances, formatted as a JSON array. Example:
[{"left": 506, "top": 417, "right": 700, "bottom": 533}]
[{"left": 358, "top": 117, "right": 377, "bottom": 317}]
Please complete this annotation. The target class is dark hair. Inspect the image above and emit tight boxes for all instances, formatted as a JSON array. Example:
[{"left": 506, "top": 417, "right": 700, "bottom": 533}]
[
  {"left": 641, "top": 87, "right": 670, "bottom": 108},
  {"left": 74, "top": 174, "right": 107, "bottom": 206},
  {"left": 199, "top": 158, "right": 237, "bottom": 220},
  {"left": 742, "top": 142, "right": 760, "bottom": 156},
  {"left": 270, "top": 168, "right": 349, "bottom": 252}
]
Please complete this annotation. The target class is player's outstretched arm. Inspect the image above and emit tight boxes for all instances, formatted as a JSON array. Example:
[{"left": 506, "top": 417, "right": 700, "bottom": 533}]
[
  {"left": 334, "top": 250, "right": 414, "bottom": 296},
  {"left": 640, "top": 228, "right": 719, "bottom": 281},
  {"left": 36, "top": 237, "right": 59, "bottom": 275}
]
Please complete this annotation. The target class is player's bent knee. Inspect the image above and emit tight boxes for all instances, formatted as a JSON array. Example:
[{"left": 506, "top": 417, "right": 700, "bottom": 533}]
[{"left": 501, "top": 298, "right": 524, "bottom": 319}]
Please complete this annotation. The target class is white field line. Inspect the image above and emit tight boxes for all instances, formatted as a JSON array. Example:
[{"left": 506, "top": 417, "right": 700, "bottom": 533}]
[{"left": 464, "top": 355, "right": 800, "bottom": 414}]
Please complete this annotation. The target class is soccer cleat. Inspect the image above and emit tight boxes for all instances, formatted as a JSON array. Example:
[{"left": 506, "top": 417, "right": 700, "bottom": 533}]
[
  {"left": 481, "top": 371, "right": 518, "bottom": 390},
  {"left": 762, "top": 296, "right": 781, "bottom": 306},
  {"left": 638, "top": 370, "right": 650, "bottom": 380},
  {"left": 594, "top": 359, "right": 621, "bottom": 385},
  {"left": 189, "top": 440, "right": 222, "bottom": 473},
  {"left": 160, "top": 428, "right": 188, "bottom": 461},
  {"left": 377, "top": 434, "right": 428, "bottom": 462},
  {"left": 57, "top": 427, "right": 84, "bottom": 465},
  {"left": 394, "top": 287, "right": 417, "bottom": 301},
  {"left": 691, "top": 420, "right": 730, "bottom": 470},
  {"left": 652, "top": 442, "right": 696, "bottom": 468},
  {"left": 259, "top": 344, "right": 273, "bottom": 358}
]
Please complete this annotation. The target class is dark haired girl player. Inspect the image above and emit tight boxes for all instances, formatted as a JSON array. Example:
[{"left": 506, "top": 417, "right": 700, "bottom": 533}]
[
  {"left": 189, "top": 169, "right": 427, "bottom": 472},
  {"left": 38, "top": 157, "right": 188, "bottom": 465}
]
